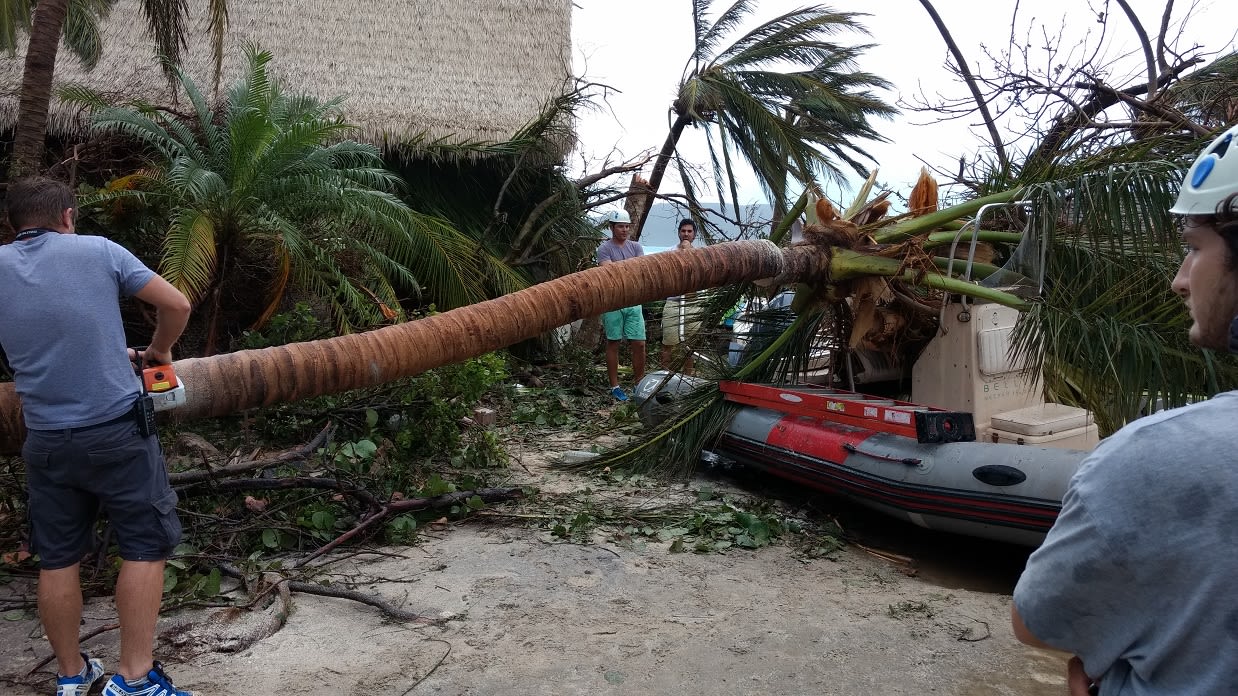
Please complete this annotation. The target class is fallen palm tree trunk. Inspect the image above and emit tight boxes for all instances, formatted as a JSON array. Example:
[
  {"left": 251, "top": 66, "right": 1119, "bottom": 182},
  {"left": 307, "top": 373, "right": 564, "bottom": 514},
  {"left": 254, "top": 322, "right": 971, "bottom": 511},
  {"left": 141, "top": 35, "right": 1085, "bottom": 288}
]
[
  {"left": 0, "top": 241, "right": 838, "bottom": 454},
  {"left": 1, "top": 190, "right": 1032, "bottom": 454}
]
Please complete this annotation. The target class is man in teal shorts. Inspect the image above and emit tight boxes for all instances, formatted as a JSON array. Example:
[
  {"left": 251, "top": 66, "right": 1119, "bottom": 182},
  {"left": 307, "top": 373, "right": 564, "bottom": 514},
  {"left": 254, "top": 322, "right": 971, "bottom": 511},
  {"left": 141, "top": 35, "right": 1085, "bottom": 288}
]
[{"left": 596, "top": 210, "right": 645, "bottom": 401}]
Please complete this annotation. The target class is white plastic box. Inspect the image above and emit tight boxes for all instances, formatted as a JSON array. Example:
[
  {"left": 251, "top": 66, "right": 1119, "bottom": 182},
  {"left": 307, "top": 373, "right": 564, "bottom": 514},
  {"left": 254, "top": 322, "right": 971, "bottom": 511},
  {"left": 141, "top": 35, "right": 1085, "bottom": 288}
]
[{"left": 987, "top": 403, "right": 1099, "bottom": 450}]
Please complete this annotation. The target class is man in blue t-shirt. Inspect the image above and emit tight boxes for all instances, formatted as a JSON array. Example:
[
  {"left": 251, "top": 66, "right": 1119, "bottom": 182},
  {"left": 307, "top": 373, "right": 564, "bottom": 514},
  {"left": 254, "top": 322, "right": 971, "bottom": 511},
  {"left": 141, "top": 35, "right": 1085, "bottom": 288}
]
[
  {"left": 0, "top": 178, "right": 194, "bottom": 696},
  {"left": 596, "top": 210, "right": 645, "bottom": 401},
  {"left": 1012, "top": 125, "right": 1238, "bottom": 694}
]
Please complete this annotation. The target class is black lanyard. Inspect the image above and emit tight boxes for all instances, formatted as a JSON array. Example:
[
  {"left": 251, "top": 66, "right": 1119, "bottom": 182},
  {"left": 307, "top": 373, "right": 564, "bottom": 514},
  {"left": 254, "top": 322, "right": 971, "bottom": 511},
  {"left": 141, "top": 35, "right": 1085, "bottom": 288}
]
[{"left": 14, "top": 228, "right": 55, "bottom": 241}]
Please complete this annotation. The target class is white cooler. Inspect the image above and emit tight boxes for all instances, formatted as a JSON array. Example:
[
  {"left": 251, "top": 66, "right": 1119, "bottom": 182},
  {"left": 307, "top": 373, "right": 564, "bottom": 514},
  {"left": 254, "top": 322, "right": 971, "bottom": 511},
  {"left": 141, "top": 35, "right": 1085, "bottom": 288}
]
[{"left": 987, "top": 403, "right": 1100, "bottom": 450}]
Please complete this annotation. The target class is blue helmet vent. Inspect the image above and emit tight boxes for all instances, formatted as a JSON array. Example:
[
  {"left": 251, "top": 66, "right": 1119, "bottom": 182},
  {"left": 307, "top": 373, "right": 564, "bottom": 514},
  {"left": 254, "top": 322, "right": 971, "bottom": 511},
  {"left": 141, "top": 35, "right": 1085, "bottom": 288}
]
[
  {"left": 1208, "top": 132, "right": 1232, "bottom": 159},
  {"left": 1191, "top": 157, "right": 1215, "bottom": 188}
]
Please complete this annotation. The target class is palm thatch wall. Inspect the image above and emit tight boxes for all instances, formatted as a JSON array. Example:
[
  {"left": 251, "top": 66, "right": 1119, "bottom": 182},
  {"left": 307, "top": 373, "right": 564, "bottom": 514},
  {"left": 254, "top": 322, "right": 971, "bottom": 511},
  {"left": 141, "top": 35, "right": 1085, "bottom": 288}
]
[{"left": 0, "top": 0, "right": 572, "bottom": 151}]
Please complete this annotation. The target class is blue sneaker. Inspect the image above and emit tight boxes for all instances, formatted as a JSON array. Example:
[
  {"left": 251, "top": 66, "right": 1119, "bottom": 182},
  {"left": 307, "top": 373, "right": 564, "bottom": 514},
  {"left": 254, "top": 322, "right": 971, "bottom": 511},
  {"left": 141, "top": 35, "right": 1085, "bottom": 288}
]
[
  {"left": 610, "top": 386, "right": 629, "bottom": 402},
  {"left": 101, "top": 662, "right": 195, "bottom": 696},
  {"left": 56, "top": 653, "right": 104, "bottom": 696}
]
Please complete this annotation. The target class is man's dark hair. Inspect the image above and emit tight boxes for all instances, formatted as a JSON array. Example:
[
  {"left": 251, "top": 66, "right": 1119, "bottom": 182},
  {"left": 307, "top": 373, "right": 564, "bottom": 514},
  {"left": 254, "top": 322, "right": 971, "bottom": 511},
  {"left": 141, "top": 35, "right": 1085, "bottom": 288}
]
[
  {"left": 678, "top": 218, "right": 696, "bottom": 231},
  {"left": 6, "top": 177, "right": 76, "bottom": 232},
  {"left": 1215, "top": 192, "right": 1238, "bottom": 271}
]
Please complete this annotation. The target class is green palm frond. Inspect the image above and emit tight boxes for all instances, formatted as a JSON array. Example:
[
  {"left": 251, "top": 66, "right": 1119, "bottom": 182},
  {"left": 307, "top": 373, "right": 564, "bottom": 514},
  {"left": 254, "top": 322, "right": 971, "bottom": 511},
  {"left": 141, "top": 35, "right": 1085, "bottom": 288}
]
[
  {"left": 693, "top": 0, "right": 751, "bottom": 66},
  {"left": 61, "top": 0, "right": 112, "bottom": 68},
  {"left": 0, "top": 1, "right": 32, "bottom": 56},
  {"left": 384, "top": 211, "right": 487, "bottom": 309},
  {"left": 672, "top": 1, "right": 894, "bottom": 207},
  {"left": 57, "top": 82, "right": 118, "bottom": 112},
  {"left": 710, "top": 6, "right": 859, "bottom": 64},
  {"left": 161, "top": 206, "right": 218, "bottom": 302},
  {"left": 0, "top": 0, "right": 111, "bottom": 67},
  {"left": 1012, "top": 161, "right": 1238, "bottom": 432},
  {"left": 92, "top": 107, "right": 185, "bottom": 161}
]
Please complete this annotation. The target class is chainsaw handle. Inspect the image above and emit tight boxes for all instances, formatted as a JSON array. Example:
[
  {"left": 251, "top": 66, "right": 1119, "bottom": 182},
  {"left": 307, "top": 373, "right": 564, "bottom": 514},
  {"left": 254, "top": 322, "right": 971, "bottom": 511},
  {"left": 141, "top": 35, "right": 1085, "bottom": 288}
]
[
  {"left": 128, "top": 345, "right": 172, "bottom": 371},
  {"left": 127, "top": 346, "right": 145, "bottom": 372}
]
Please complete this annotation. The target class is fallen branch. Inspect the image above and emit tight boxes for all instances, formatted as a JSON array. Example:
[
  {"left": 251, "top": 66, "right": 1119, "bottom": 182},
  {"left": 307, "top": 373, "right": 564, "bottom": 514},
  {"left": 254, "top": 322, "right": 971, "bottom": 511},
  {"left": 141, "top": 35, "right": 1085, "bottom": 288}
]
[
  {"left": 295, "top": 487, "right": 525, "bottom": 568},
  {"left": 169, "top": 423, "right": 335, "bottom": 486},
  {"left": 284, "top": 580, "right": 442, "bottom": 624},
  {"left": 217, "top": 563, "right": 442, "bottom": 625},
  {"left": 161, "top": 573, "right": 291, "bottom": 656},
  {"left": 26, "top": 623, "right": 119, "bottom": 676},
  {"left": 177, "top": 476, "right": 382, "bottom": 510}
]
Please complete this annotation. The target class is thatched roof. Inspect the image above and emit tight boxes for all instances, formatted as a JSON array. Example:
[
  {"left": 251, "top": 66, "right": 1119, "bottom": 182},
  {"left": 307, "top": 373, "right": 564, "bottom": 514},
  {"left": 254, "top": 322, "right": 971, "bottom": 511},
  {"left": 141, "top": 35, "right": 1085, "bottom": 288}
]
[{"left": 0, "top": 0, "right": 572, "bottom": 151}]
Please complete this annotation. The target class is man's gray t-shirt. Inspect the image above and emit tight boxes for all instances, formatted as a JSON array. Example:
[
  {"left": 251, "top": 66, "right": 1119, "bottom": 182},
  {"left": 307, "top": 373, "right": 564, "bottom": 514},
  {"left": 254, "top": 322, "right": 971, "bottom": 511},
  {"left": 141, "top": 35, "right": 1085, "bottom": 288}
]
[
  {"left": 1014, "top": 391, "right": 1238, "bottom": 695},
  {"left": 0, "top": 233, "right": 154, "bottom": 429},
  {"left": 596, "top": 239, "right": 643, "bottom": 264},
  {"left": 597, "top": 239, "right": 643, "bottom": 313}
]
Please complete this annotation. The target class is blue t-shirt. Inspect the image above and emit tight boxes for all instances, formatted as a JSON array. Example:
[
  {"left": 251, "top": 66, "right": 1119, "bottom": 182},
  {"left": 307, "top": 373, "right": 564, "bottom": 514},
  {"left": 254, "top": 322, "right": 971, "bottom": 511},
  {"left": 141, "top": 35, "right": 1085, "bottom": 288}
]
[
  {"left": 1013, "top": 392, "right": 1238, "bottom": 695},
  {"left": 0, "top": 232, "right": 154, "bottom": 429}
]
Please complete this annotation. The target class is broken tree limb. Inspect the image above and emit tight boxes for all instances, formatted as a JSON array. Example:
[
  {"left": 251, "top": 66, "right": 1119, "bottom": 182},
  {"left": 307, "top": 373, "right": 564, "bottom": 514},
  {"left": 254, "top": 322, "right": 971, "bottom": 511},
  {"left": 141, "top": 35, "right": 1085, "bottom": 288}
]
[
  {"left": 217, "top": 563, "right": 442, "bottom": 625},
  {"left": 177, "top": 476, "right": 383, "bottom": 511},
  {"left": 169, "top": 423, "right": 336, "bottom": 486},
  {"left": 294, "top": 487, "right": 526, "bottom": 568},
  {"left": 283, "top": 580, "right": 441, "bottom": 624},
  {"left": 26, "top": 623, "right": 119, "bottom": 676}
]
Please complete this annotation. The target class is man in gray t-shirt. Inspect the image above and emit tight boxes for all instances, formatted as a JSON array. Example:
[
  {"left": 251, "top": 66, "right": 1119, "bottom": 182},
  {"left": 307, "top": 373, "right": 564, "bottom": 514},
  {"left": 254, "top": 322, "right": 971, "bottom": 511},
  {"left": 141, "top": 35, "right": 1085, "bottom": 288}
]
[
  {"left": 0, "top": 178, "right": 193, "bottom": 695},
  {"left": 1012, "top": 124, "right": 1238, "bottom": 694},
  {"left": 596, "top": 210, "right": 646, "bottom": 401}
]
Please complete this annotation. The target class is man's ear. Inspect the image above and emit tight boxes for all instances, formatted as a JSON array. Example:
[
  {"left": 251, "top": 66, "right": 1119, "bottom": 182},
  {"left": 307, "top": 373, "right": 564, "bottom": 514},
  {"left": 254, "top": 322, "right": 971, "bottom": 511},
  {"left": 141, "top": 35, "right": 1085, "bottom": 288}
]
[{"left": 61, "top": 208, "right": 75, "bottom": 230}]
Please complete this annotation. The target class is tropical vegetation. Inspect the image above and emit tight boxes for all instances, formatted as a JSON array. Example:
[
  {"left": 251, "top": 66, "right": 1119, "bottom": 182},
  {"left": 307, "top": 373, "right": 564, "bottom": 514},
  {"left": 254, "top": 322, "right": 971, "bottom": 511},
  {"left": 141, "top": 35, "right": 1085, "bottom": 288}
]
[
  {"left": 2, "top": 3, "right": 1237, "bottom": 628},
  {"left": 87, "top": 47, "right": 492, "bottom": 352},
  {"left": 629, "top": 0, "right": 895, "bottom": 238},
  {"left": 4, "top": 0, "right": 229, "bottom": 176}
]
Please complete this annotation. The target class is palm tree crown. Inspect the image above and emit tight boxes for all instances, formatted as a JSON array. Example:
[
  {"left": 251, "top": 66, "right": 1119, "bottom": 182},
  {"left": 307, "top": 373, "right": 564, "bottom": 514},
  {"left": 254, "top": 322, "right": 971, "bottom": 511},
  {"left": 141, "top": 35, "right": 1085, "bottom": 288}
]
[
  {"left": 90, "top": 46, "right": 487, "bottom": 349},
  {"left": 634, "top": 0, "right": 895, "bottom": 237}
]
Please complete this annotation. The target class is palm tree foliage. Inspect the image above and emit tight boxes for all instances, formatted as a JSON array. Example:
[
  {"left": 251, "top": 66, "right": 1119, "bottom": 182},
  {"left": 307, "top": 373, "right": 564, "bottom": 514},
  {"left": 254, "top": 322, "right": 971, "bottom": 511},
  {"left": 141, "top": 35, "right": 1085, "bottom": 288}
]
[
  {"left": 0, "top": 0, "right": 111, "bottom": 69},
  {"left": 5, "top": 0, "right": 228, "bottom": 175},
  {"left": 1013, "top": 159, "right": 1238, "bottom": 433},
  {"left": 0, "top": 0, "right": 225, "bottom": 72},
  {"left": 634, "top": 0, "right": 895, "bottom": 237},
  {"left": 88, "top": 46, "right": 487, "bottom": 348},
  {"left": 974, "top": 57, "right": 1238, "bottom": 432}
]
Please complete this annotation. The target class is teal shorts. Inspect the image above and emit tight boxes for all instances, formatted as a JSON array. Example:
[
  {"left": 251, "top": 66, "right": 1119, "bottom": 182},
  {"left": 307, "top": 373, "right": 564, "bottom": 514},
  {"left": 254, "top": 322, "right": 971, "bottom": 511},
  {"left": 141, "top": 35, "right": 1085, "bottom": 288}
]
[{"left": 602, "top": 306, "right": 646, "bottom": 341}]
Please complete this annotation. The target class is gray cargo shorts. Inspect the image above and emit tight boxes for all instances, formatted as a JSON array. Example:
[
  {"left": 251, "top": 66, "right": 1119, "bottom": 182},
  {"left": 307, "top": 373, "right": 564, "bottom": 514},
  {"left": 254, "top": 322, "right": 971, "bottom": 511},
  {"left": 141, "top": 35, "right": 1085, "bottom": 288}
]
[{"left": 22, "top": 417, "right": 181, "bottom": 569}]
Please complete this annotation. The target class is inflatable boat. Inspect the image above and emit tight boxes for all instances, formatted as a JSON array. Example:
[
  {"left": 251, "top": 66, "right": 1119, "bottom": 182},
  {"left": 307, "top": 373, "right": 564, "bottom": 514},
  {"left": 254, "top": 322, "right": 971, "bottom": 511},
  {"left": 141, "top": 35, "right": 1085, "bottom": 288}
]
[{"left": 635, "top": 374, "right": 1090, "bottom": 547}]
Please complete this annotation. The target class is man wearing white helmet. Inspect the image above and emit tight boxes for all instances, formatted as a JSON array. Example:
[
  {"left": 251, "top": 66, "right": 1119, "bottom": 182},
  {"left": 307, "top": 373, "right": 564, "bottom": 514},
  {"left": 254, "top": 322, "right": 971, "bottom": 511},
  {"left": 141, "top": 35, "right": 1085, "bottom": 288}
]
[
  {"left": 1012, "top": 123, "right": 1238, "bottom": 695},
  {"left": 596, "top": 210, "right": 646, "bottom": 401}
]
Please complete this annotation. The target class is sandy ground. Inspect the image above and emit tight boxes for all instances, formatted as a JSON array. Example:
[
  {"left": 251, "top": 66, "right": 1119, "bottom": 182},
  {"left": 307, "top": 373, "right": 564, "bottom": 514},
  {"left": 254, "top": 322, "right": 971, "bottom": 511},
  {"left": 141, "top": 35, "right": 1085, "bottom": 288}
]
[{"left": 0, "top": 437, "right": 1070, "bottom": 695}]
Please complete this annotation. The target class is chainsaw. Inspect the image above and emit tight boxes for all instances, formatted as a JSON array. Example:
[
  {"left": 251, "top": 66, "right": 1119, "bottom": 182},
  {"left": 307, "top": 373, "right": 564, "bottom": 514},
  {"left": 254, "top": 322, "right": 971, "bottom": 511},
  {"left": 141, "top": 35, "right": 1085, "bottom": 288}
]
[{"left": 131, "top": 347, "right": 187, "bottom": 412}]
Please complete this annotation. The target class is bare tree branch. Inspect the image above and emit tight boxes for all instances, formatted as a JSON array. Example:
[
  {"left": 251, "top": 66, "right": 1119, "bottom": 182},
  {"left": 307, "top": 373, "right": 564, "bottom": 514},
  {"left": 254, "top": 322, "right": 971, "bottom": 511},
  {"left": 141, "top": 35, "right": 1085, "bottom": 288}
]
[
  {"left": 1075, "top": 76, "right": 1211, "bottom": 136},
  {"left": 917, "top": 0, "right": 1010, "bottom": 172},
  {"left": 1156, "top": 0, "right": 1176, "bottom": 73},
  {"left": 1114, "top": 0, "right": 1160, "bottom": 101},
  {"left": 573, "top": 153, "right": 655, "bottom": 190}
]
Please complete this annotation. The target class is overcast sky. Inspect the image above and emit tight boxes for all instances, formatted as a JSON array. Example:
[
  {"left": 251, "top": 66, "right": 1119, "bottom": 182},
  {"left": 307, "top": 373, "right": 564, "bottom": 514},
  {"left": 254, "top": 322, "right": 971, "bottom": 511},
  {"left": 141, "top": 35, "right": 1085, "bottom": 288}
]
[{"left": 569, "top": 0, "right": 1235, "bottom": 209}]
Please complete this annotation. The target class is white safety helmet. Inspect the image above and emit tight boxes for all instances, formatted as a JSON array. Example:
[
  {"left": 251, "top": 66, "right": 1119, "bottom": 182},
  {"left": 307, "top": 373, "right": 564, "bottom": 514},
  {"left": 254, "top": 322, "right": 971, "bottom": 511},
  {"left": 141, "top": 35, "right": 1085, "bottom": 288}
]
[
  {"left": 1171, "top": 123, "right": 1238, "bottom": 216},
  {"left": 603, "top": 210, "right": 631, "bottom": 226}
]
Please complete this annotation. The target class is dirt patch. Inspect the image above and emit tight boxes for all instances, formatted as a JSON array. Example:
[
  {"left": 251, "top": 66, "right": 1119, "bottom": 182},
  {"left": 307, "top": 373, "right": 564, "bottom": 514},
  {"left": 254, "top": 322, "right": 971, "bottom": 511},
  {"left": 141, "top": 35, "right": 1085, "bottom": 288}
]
[{"left": 0, "top": 432, "right": 1069, "bottom": 695}]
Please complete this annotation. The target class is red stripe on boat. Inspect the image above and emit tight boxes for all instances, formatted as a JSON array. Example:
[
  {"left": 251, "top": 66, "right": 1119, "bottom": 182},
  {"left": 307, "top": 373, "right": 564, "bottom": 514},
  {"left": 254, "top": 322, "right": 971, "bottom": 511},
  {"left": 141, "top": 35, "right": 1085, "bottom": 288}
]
[{"left": 765, "top": 414, "right": 879, "bottom": 464}]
